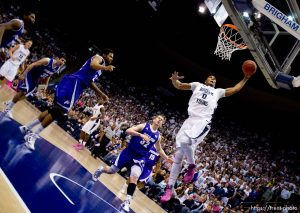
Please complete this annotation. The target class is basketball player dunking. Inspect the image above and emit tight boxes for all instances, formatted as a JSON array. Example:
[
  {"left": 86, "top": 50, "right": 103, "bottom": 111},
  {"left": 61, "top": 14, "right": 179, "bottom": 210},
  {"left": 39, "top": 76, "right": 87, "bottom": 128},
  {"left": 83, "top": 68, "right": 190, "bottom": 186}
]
[{"left": 160, "top": 70, "right": 255, "bottom": 202}]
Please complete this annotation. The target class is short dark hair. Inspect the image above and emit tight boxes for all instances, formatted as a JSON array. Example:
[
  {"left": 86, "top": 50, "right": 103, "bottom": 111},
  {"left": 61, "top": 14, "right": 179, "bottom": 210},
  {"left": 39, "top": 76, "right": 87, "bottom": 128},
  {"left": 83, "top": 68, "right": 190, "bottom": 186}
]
[
  {"left": 57, "top": 52, "right": 67, "bottom": 59},
  {"left": 102, "top": 48, "right": 114, "bottom": 56}
]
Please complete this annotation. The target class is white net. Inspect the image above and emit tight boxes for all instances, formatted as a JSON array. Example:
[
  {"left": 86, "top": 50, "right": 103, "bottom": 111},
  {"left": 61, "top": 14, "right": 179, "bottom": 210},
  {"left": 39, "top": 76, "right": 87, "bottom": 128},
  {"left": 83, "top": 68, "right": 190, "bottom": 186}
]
[{"left": 214, "top": 24, "right": 247, "bottom": 60}]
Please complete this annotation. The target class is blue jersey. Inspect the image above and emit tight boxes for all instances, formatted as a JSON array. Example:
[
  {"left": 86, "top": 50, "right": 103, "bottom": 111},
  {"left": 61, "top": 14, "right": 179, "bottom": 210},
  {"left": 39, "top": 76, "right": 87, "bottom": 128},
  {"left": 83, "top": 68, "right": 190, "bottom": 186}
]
[
  {"left": 70, "top": 55, "right": 104, "bottom": 88},
  {"left": 29, "top": 58, "right": 59, "bottom": 78},
  {"left": 127, "top": 122, "right": 160, "bottom": 156},
  {"left": 145, "top": 147, "right": 160, "bottom": 168},
  {"left": 138, "top": 147, "right": 160, "bottom": 182},
  {"left": 0, "top": 19, "right": 24, "bottom": 48}
]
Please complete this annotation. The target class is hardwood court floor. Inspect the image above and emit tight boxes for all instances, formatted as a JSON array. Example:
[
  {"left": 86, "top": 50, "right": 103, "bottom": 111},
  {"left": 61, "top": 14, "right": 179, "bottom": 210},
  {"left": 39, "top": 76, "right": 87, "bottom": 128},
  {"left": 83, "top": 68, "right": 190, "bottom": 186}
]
[{"left": 0, "top": 85, "right": 166, "bottom": 213}]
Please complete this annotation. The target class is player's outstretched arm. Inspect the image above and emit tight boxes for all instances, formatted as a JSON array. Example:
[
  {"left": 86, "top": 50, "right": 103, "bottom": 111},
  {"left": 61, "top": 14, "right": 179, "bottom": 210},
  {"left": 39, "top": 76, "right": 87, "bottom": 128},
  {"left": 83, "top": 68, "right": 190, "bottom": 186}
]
[
  {"left": 153, "top": 157, "right": 162, "bottom": 177},
  {"left": 90, "top": 82, "right": 109, "bottom": 102},
  {"left": 155, "top": 137, "right": 173, "bottom": 163},
  {"left": 169, "top": 71, "right": 191, "bottom": 90},
  {"left": 23, "top": 57, "right": 49, "bottom": 73},
  {"left": 225, "top": 60, "right": 257, "bottom": 97},
  {"left": 225, "top": 77, "right": 249, "bottom": 97},
  {"left": 20, "top": 58, "right": 50, "bottom": 80}
]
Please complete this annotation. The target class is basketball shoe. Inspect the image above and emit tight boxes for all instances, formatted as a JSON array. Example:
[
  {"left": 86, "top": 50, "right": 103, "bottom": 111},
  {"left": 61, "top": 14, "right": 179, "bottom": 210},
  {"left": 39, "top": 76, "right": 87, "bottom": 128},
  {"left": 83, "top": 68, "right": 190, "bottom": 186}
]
[{"left": 92, "top": 166, "right": 104, "bottom": 181}]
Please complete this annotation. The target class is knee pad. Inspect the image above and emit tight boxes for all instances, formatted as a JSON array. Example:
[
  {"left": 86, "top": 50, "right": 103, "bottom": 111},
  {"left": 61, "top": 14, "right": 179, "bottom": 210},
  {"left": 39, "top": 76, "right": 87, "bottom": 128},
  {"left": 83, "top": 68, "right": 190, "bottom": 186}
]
[{"left": 130, "top": 165, "right": 142, "bottom": 178}]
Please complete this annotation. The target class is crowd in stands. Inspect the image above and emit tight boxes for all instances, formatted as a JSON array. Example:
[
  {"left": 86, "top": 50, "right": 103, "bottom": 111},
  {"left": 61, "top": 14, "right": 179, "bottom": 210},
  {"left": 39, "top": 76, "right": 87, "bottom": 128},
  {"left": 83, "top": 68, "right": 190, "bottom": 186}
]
[
  {"left": 1, "top": 4, "right": 300, "bottom": 213},
  {"left": 27, "top": 75, "right": 300, "bottom": 212}
]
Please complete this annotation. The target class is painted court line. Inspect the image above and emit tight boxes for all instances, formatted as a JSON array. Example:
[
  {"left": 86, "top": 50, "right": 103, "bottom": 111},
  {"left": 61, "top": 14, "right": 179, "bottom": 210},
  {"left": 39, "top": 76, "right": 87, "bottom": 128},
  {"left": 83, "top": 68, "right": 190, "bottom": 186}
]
[{"left": 50, "top": 173, "right": 121, "bottom": 212}]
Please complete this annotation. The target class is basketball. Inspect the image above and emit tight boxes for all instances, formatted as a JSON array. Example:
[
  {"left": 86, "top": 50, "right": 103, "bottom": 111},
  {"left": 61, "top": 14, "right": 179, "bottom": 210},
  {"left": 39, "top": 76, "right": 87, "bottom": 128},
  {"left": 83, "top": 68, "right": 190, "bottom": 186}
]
[{"left": 242, "top": 60, "right": 257, "bottom": 77}]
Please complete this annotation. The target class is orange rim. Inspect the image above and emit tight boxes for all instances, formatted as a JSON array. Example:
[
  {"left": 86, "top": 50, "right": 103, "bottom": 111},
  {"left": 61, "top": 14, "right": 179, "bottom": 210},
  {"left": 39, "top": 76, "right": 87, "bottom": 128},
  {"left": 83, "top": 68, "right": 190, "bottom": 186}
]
[{"left": 220, "top": 24, "right": 247, "bottom": 49}]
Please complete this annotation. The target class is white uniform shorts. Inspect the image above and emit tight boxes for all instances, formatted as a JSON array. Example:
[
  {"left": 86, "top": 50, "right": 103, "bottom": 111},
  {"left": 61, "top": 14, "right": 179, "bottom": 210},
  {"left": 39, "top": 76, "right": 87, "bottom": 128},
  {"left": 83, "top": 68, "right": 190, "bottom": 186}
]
[
  {"left": 176, "top": 116, "right": 211, "bottom": 148},
  {"left": 81, "top": 120, "right": 96, "bottom": 134},
  {"left": 0, "top": 60, "right": 19, "bottom": 82}
]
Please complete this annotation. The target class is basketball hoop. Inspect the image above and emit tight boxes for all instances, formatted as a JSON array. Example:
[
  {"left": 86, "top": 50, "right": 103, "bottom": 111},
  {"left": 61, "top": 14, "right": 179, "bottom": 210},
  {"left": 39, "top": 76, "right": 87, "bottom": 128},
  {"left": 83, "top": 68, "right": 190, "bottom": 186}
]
[{"left": 214, "top": 24, "right": 247, "bottom": 60}]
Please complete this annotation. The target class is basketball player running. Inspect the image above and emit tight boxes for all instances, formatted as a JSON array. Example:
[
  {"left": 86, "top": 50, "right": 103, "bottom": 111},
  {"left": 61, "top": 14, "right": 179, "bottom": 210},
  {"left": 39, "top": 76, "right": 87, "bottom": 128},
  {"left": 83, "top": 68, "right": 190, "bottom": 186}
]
[
  {"left": 20, "top": 49, "right": 115, "bottom": 150},
  {"left": 74, "top": 99, "right": 106, "bottom": 150},
  {"left": 0, "top": 39, "right": 32, "bottom": 87},
  {"left": 0, "top": 11, "right": 35, "bottom": 61},
  {"left": 0, "top": 56, "right": 66, "bottom": 119},
  {"left": 92, "top": 115, "right": 172, "bottom": 212},
  {"left": 160, "top": 70, "right": 254, "bottom": 202}
]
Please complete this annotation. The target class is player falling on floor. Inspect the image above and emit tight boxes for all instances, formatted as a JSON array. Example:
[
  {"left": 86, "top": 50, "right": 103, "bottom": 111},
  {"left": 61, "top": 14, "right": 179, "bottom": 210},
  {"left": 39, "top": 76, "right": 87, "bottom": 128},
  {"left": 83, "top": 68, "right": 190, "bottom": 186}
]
[
  {"left": 18, "top": 49, "right": 115, "bottom": 150},
  {"left": 0, "top": 56, "right": 66, "bottom": 119},
  {"left": 92, "top": 115, "right": 172, "bottom": 212}
]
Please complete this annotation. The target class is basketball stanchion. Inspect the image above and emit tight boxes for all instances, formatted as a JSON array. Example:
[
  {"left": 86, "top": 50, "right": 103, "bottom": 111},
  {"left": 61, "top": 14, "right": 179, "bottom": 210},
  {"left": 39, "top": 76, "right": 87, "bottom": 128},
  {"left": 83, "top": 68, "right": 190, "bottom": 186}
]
[{"left": 214, "top": 24, "right": 248, "bottom": 60}]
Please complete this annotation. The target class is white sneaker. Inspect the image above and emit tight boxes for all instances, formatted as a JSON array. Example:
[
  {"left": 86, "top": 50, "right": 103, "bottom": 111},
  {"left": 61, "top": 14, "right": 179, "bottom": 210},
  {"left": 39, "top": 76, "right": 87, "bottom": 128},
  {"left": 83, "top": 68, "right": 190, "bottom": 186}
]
[
  {"left": 92, "top": 166, "right": 103, "bottom": 181},
  {"left": 24, "top": 133, "right": 39, "bottom": 150},
  {"left": 19, "top": 126, "right": 30, "bottom": 135},
  {"left": 120, "top": 200, "right": 130, "bottom": 212}
]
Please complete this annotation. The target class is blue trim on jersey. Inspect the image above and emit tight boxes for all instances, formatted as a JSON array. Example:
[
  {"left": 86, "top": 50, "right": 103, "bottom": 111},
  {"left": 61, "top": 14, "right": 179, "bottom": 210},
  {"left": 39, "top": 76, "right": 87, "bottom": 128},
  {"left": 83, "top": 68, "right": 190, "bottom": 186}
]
[{"left": 190, "top": 123, "right": 211, "bottom": 139}]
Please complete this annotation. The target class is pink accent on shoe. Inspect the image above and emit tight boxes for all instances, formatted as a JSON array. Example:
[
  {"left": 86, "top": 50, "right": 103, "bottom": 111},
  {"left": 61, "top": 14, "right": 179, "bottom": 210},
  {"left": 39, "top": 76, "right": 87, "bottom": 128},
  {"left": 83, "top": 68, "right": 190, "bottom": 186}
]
[
  {"left": 160, "top": 186, "right": 172, "bottom": 203},
  {"left": 183, "top": 164, "right": 196, "bottom": 183},
  {"left": 74, "top": 144, "right": 84, "bottom": 150},
  {"left": 6, "top": 80, "right": 13, "bottom": 88}
]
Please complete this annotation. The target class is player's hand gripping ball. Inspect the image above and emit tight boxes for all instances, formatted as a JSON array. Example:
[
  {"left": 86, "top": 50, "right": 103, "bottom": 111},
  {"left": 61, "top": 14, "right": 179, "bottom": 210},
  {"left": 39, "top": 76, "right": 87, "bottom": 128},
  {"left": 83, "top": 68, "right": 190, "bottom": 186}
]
[{"left": 242, "top": 60, "right": 257, "bottom": 79}]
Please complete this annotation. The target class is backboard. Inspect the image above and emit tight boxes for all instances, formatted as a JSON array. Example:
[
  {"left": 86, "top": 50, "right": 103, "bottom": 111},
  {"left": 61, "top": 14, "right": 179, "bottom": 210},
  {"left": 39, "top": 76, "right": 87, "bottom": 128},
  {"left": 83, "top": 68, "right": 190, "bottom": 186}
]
[
  {"left": 214, "top": 0, "right": 300, "bottom": 89},
  {"left": 205, "top": 0, "right": 229, "bottom": 27}
]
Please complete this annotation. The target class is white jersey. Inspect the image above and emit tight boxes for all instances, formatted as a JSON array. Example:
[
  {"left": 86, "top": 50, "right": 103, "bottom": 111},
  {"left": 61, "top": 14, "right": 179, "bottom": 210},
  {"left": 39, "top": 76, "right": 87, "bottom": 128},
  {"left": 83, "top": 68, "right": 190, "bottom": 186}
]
[
  {"left": 187, "top": 82, "right": 225, "bottom": 121},
  {"left": 92, "top": 104, "right": 104, "bottom": 117},
  {"left": 81, "top": 104, "right": 104, "bottom": 134},
  {"left": 10, "top": 44, "right": 30, "bottom": 66}
]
